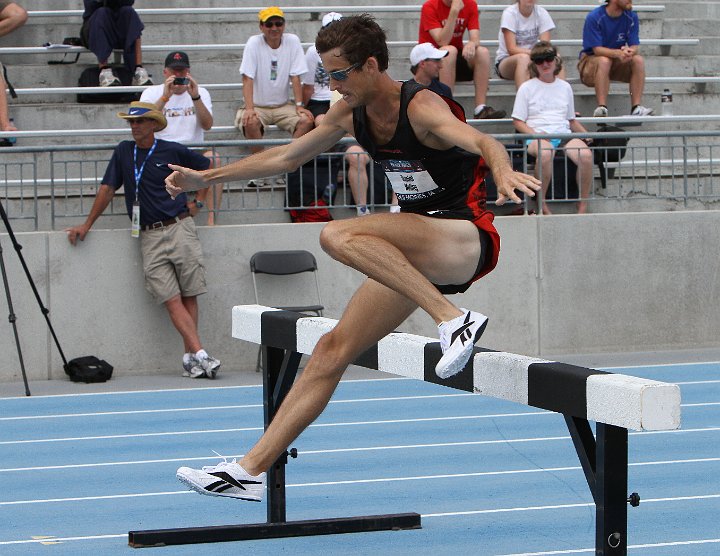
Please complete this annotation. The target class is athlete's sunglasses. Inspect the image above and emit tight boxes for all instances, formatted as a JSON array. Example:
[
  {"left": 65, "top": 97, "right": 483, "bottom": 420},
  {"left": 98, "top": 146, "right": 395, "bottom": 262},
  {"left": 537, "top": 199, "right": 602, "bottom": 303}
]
[
  {"left": 531, "top": 53, "right": 556, "bottom": 65},
  {"left": 328, "top": 62, "right": 362, "bottom": 81},
  {"left": 263, "top": 20, "right": 285, "bottom": 28}
]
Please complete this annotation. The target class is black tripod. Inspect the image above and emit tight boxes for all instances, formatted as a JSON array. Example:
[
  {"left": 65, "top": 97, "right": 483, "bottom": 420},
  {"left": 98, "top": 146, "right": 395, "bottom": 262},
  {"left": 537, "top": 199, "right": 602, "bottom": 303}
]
[{"left": 0, "top": 200, "right": 73, "bottom": 397}]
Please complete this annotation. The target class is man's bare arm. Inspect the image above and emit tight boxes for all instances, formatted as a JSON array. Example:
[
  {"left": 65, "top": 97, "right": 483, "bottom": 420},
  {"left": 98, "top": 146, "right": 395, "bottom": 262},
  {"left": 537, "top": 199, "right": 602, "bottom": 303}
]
[
  {"left": 65, "top": 184, "right": 115, "bottom": 245},
  {"left": 165, "top": 104, "right": 351, "bottom": 195},
  {"left": 408, "top": 91, "right": 540, "bottom": 204}
]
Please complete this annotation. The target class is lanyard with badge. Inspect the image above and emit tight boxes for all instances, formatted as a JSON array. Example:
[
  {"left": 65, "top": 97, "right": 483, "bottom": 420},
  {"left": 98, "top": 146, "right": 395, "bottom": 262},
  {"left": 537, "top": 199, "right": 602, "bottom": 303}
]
[{"left": 131, "top": 139, "right": 157, "bottom": 237}]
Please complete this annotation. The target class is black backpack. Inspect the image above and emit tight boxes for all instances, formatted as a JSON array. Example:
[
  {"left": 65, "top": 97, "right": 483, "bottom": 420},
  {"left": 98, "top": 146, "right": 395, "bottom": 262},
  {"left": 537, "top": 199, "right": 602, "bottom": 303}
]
[
  {"left": 77, "top": 65, "right": 140, "bottom": 103},
  {"left": 64, "top": 356, "right": 114, "bottom": 383}
]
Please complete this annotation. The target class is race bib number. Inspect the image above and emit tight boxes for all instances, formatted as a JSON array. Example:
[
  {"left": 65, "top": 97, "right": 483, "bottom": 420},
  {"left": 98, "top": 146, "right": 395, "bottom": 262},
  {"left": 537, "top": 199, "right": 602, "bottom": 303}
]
[{"left": 380, "top": 159, "right": 439, "bottom": 200}]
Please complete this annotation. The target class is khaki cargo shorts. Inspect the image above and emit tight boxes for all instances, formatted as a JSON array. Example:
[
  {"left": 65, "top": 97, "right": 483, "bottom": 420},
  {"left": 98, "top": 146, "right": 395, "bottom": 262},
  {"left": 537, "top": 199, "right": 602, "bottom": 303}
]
[
  {"left": 140, "top": 217, "right": 207, "bottom": 304},
  {"left": 234, "top": 103, "right": 301, "bottom": 135},
  {"left": 578, "top": 53, "right": 634, "bottom": 87}
]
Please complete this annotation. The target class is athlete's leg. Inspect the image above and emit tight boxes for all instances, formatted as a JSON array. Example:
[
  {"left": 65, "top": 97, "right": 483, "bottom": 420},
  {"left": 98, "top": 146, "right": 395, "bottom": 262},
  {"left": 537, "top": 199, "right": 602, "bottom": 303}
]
[
  {"left": 319, "top": 212, "right": 482, "bottom": 325},
  {"left": 240, "top": 278, "right": 417, "bottom": 475}
]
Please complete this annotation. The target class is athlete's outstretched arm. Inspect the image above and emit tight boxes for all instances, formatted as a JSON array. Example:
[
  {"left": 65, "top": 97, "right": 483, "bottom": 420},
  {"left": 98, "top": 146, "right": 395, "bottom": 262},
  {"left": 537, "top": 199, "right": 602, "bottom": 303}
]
[
  {"left": 165, "top": 117, "right": 347, "bottom": 197},
  {"left": 408, "top": 91, "right": 541, "bottom": 205}
]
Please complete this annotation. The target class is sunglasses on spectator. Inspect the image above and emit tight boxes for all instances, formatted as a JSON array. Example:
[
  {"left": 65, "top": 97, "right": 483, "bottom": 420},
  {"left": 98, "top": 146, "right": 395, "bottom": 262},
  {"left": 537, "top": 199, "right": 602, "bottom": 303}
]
[
  {"left": 263, "top": 20, "right": 285, "bottom": 28},
  {"left": 532, "top": 53, "right": 556, "bottom": 64},
  {"left": 328, "top": 61, "right": 362, "bottom": 81}
]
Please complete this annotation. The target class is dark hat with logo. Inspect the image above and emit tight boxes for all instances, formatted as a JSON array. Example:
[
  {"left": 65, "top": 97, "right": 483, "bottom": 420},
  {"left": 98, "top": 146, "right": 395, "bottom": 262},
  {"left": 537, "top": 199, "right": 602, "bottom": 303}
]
[{"left": 164, "top": 51, "right": 190, "bottom": 68}]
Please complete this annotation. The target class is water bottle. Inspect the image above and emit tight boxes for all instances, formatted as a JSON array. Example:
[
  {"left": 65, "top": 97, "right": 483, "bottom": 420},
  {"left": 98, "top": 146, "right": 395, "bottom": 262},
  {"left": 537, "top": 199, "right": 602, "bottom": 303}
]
[{"left": 661, "top": 89, "right": 673, "bottom": 116}]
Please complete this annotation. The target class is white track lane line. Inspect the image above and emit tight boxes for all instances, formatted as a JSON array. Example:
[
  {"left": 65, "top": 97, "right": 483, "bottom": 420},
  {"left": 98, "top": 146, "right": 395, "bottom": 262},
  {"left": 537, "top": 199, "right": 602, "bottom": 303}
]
[
  {"left": 1, "top": 495, "right": 719, "bottom": 547},
  {"left": 0, "top": 393, "right": 473, "bottom": 421},
  {"left": 3, "top": 460, "right": 720, "bottom": 506},
  {"left": 3, "top": 431, "right": 720, "bottom": 473},
  {"left": 1, "top": 395, "right": 716, "bottom": 422},
  {"left": 0, "top": 377, "right": 409, "bottom": 401},
  {"left": 496, "top": 537, "right": 720, "bottom": 555},
  {"left": 0, "top": 411, "right": 552, "bottom": 445}
]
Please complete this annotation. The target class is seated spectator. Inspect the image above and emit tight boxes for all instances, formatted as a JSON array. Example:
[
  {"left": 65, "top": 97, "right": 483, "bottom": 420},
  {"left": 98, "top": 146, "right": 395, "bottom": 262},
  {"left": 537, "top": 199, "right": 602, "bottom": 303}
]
[
  {"left": 408, "top": 42, "right": 453, "bottom": 97},
  {"left": 301, "top": 12, "right": 342, "bottom": 125},
  {"left": 495, "top": 0, "right": 561, "bottom": 89},
  {"left": 578, "top": 0, "right": 652, "bottom": 117},
  {"left": 81, "top": 0, "right": 152, "bottom": 87},
  {"left": 301, "top": 12, "right": 397, "bottom": 216},
  {"left": 512, "top": 42, "right": 594, "bottom": 214},
  {"left": 0, "top": 66, "right": 16, "bottom": 140},
  {"left": 140, "top": 51, "right": 224, "bottom": 225},
  {"left": 236, "top": 6, "right": 313, "bottom": 187},
  {"left": 0, "top": 2, "right": 27, "bottom": 38},
  {"left": 419, "top": 0, "right": 505, "bottom": 119}
]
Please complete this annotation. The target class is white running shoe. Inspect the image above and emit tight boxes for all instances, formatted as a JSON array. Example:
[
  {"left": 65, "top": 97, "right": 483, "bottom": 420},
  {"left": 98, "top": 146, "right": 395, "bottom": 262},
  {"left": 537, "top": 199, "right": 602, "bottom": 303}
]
[
  {"left": 132, "top": 66, "right": 153, "bottom": 86},
  {"left": 593, "top": 105, "right": 609, "bottom": 117},
  {"left": 99, "top": 67, "right": 120, "bottom": 87},
  {"left": 177, "top": 459, "right": 266, "bottom": 501},
  {"left": 631, "top": 105, "right": 654, "bottom": 117},
  {"left": 197, "top": 354, "right": 221, "bottom": 379},
  {"left": 435, "top": 308, "right": 488, "bottom": 379},
  {"left": 182, "top": 355, "right": 205, "bottom": 378}
]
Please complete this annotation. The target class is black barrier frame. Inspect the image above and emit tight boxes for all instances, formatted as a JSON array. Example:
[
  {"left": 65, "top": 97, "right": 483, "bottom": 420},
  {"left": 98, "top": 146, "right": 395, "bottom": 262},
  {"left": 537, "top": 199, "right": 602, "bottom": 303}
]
[
  {"left": 565, "top": 416, "right": 638, "bottom": 555},
  {"left": 128, "top": 345, "right": 421, "bottom": 548}
]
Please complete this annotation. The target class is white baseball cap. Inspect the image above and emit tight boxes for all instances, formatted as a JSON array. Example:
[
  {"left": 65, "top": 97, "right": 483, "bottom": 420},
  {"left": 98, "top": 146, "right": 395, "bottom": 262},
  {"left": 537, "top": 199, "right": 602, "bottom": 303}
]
[
  {"left": 322, "top": 12, "right": 343, "bottom": 28},
  {"left": 410, "top": 42, "right": 448, "bottom": 66}
]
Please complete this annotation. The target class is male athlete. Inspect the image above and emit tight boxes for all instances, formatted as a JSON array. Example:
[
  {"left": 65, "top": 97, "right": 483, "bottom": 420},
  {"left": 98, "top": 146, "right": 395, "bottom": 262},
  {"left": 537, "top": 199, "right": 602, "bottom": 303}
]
[{"left": 166, "top": 15, "right": 540, "bottom": 501}]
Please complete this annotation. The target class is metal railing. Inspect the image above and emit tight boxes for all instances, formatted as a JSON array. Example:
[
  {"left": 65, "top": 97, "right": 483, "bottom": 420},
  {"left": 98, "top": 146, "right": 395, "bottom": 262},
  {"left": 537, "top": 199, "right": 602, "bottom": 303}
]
[{"left": 2, "top": 130, "right": 720, "bottom": 231}]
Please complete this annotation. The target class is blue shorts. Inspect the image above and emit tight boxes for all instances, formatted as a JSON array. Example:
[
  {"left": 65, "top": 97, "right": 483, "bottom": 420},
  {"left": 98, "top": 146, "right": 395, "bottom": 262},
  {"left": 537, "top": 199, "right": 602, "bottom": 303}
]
[{"left": 525, "top": 138, "right": 562, "bottom": 149}]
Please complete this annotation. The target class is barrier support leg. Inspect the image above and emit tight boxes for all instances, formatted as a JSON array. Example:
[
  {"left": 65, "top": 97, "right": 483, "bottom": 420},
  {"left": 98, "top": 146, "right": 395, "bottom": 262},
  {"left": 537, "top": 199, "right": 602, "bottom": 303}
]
[
  {"left": 565, "top": 416, "right": 630, "bottom": 556},
  {"left": 128, "top": 346, "right": 421, "bottom": 548}
]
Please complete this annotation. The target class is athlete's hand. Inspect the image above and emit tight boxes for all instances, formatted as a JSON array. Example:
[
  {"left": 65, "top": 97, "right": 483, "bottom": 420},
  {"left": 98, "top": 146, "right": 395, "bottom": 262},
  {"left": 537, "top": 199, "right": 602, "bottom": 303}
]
[
  {"left": 165, "top": 164, "right": 207, "bottom": 199},
  {"left": 494, "top": 168, "right": 541, "bottom": 205}
]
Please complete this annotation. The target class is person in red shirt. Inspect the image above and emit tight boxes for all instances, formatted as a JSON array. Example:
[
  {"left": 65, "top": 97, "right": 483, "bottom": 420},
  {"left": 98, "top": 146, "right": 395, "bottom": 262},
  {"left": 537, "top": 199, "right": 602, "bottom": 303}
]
[{"left": 419, "top": 0, "right": 505, "bottom": 119}]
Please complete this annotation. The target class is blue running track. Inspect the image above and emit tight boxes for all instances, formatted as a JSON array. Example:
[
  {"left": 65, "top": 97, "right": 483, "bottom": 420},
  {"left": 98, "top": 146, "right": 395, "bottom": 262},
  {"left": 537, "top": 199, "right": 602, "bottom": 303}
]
[{"left": 0, "top": 361, "right": 718, "bottom": 555}]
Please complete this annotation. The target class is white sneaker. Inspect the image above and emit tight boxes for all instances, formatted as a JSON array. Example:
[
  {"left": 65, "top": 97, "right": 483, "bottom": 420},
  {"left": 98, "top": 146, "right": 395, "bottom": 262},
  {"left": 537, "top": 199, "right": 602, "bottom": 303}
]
[
  {"left": 177, "top": 459, "right": 266, "bottom": 501},
  {"left": 99, "top": 67, "right": 120, "bottom": 87},
  {"left": 197, "top": 354, "right": 221, "bottom": 379},
  {"left": 593, "top": 106, "right": 609, "bottom": 117},
  {"left": 274, "top": 175, "right": 286, "bottom": 185},
  {"left": 435, "top": 308, "right": 488, "bottom": 379},
  {"left": 357, "top": 206, "right": 371, "bottom": 216},
  {"left": 247, "top": 178, "right": 268, "bottom": 187},
  {"left": 631, "top": 105, "right": 654, "bottom": 117},
  {"left": 132, "top": 66, "right": 153, "bottom": 86},
  {"left": 182, "top": 355, "right": 205, "bottom": 378}
]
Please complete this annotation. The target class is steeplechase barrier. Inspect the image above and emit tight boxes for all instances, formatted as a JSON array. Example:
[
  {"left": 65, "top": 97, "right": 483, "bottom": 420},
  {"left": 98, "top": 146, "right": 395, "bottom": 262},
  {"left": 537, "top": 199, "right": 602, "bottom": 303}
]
[{"left": 128, "top": 305, "right": 682, "bottom": 554}]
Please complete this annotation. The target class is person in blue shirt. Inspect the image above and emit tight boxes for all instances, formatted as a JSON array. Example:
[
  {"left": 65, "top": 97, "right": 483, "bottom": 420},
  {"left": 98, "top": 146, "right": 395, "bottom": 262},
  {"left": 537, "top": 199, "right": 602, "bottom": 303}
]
[
  {"left": 578, "top": 0, "right": 653, "bottom": 117},
  {"left": 65, "top": 101, "right": 221, "bottom": 380}
]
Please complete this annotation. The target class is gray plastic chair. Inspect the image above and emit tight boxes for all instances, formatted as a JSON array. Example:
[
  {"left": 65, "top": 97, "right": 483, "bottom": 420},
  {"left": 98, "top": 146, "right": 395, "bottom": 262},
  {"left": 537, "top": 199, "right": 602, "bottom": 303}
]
[{"left": 250, "top": 250, "right": 324, "bottom": 371}]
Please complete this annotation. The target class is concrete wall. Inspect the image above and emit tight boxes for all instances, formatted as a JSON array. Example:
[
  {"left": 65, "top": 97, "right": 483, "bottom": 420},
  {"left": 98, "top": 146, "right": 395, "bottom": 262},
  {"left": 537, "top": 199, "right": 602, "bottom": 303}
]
[{"left": 1, "top": 211, "right": 719, "bottom": 382}]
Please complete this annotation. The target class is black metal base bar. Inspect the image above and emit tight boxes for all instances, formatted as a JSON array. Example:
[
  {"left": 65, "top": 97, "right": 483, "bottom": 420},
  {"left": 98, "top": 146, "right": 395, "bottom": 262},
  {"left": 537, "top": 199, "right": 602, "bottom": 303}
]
[{"left": 128, "top": 513, "right": 422, "bottom": 548}]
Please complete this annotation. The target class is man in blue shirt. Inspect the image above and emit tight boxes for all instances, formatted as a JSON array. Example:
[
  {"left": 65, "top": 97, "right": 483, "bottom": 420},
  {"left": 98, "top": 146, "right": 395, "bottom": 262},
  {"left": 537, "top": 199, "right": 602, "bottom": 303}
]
[
  {"left": 66, "top": 101, "right": 221, "bottom": 379},
  {"left": 578, "top": 0, "right": 653, "bottom": 117}
]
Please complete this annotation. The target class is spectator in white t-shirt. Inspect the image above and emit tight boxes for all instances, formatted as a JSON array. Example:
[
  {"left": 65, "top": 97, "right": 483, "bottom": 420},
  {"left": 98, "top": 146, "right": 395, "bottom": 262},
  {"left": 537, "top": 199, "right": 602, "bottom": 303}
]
[
  {"left": 235, "top": 6, "right": 313, "bottom": 187},
  {"left": 495, "top": 0, "right": 559, "bottom": 89},
  {"left": 512, "top": 42, "right": 593, "bottom": 214},
  {"left": 141, "top": 51, "right": 224, "bottom": 225}
]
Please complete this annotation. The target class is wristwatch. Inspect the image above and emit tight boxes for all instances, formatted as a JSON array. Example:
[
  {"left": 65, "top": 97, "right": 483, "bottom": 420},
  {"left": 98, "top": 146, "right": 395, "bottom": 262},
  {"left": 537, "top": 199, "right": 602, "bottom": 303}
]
[{"left": 295, "top": 101, "right": 303, "bottom": 107}]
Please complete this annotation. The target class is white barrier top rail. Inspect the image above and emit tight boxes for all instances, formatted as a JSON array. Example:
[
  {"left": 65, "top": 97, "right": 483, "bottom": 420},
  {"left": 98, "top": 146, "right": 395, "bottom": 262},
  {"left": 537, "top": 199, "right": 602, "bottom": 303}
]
[
  {"left": 0, "top": 38, "right": 695, "bottom": 57},
  {"left": 231, "top": 305, "right": 681, "bottom": 432},
  {"left": 26, "top": 5, "right": 665, "bottom": 17}
]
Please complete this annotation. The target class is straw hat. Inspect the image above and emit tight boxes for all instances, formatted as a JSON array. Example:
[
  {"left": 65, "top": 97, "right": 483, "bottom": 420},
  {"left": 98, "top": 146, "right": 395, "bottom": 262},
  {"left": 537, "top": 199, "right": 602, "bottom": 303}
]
[{"left": 117, "top": 101, "right": 167, "bottom": 131}]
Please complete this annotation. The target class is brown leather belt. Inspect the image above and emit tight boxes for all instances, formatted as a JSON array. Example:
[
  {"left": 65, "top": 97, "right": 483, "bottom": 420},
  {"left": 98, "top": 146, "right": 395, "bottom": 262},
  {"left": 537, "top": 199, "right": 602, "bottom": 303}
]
[{"left": 141, "top": 212, "right": 190, "bottom": 231}]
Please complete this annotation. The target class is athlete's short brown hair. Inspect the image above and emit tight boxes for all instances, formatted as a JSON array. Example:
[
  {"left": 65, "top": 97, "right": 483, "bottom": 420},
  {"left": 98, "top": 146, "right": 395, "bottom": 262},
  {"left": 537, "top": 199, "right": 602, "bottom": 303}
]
[{"left": 315, "top": 14, "right": 389, "bottom": 72}]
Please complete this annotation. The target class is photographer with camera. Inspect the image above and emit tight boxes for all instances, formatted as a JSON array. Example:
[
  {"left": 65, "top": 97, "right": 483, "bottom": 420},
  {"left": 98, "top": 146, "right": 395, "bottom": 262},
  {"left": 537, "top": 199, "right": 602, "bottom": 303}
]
[
  {"left": 81, "top": 0, "right": 152, "bottom": 87},
  {"left": 140, "top": 52, "right": 223, "bottom": 224}
]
